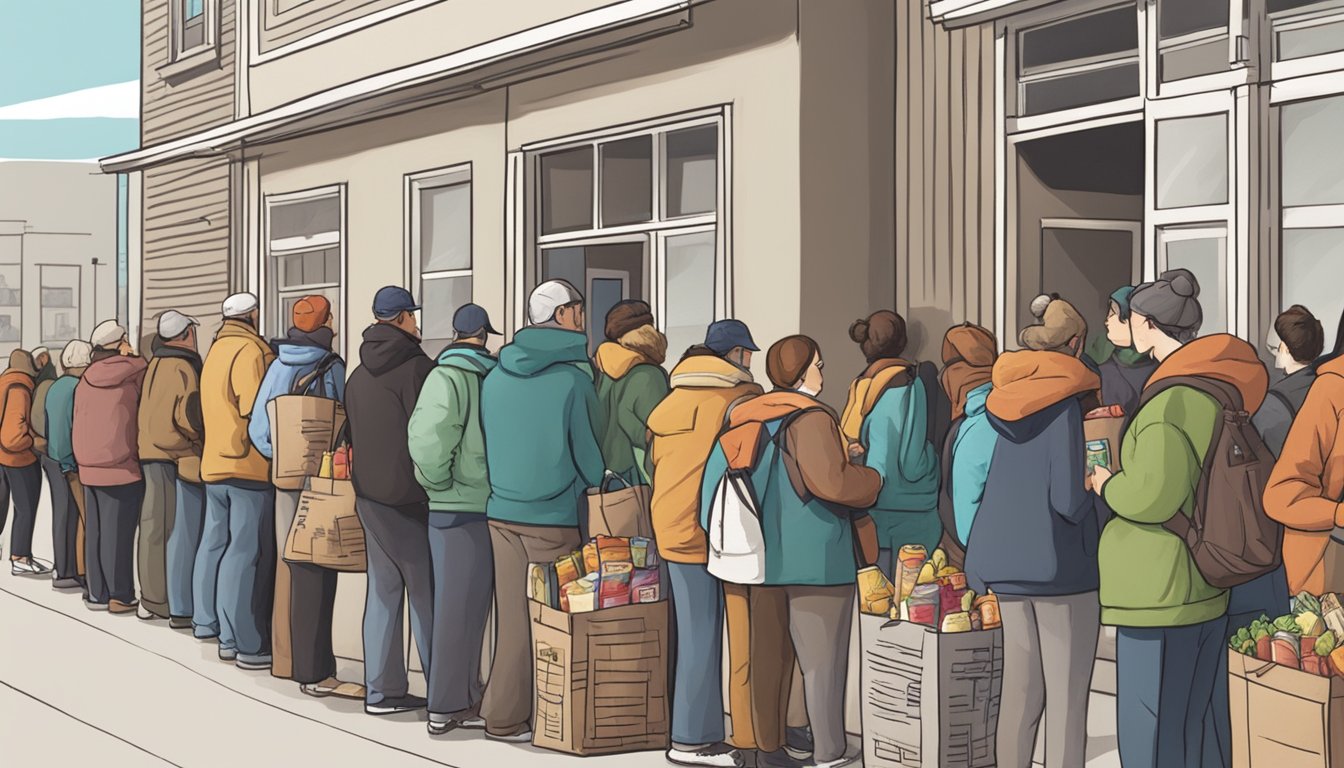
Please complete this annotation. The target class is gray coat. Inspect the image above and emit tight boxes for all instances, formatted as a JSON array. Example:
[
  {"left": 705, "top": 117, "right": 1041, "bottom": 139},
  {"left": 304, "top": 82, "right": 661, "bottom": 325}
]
[{"left": 1252, "top": 366, "right": 1315, "bottom": 458}]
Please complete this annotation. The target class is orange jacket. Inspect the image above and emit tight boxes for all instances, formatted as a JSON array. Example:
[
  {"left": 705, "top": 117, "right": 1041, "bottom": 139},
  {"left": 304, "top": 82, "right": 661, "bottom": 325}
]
[
  {"left": 0, "top": 369, "right": 37, "bottom": 468},
  {"left": 1265, "top": 354, "right": 1344, "bottom": 595}
]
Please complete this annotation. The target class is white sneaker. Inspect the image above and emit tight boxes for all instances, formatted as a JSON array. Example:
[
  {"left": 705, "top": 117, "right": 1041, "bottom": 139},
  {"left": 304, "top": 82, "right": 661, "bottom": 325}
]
[
  {"left": 667, "top": 744, "right": 746, "bottom": 767},
  {"left": 811, "top": 754, "right": 860, "bottom": 768},
  {"left": 11, "top": 557, "right": 53, "bottom": 576}
]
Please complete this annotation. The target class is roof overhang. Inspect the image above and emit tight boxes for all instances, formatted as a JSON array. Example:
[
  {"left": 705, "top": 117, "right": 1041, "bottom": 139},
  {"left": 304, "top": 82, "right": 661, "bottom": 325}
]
[
  {"left": 928, "top": 0, "right": 1066, "bottom": 28},
  {"left": 100, "top": 0, "right": 693, "bottom": 173}
]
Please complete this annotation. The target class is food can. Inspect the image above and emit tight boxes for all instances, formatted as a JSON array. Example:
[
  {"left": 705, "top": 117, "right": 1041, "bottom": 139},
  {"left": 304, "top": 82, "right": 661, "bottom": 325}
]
[
  {"left": 896, "top": 545, "right": 927, "bottom": 603},
  {"left": 907, "top": 583, "right": 940, "bottom": 627},
  {"left": 1271, "top": 631, "right": 1300, "bottom": 669},
  {"left": 974, "top": 594, "right": 1001, "bottom": 629}
]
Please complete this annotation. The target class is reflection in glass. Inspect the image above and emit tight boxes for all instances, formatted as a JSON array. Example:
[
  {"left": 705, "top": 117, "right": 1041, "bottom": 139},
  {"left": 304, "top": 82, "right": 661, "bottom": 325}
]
[{"left": 1156, "top": 115, "right": 1228, "bottom": 209}]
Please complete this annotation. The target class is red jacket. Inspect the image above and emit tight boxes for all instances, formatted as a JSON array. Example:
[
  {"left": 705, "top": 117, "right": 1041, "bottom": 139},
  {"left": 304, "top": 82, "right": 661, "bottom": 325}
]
[
  {"left": 0, "top": 369, "right": 36, "bottom": 468},
  {"left": 73, "top": 354, "right": 148, "bottom": 487}
]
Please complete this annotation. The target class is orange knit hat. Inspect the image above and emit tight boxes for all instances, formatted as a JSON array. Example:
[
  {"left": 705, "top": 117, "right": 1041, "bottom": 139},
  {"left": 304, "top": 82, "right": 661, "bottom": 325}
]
[{"left": 292, "top": 295, "right": 332, "bottom": 333}]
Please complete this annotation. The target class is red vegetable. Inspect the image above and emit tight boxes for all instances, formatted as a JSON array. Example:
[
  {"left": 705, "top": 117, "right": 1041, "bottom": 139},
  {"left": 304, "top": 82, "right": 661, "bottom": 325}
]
[{"left": 1256, "top": 635, "right": 1273, "bottom": 661}]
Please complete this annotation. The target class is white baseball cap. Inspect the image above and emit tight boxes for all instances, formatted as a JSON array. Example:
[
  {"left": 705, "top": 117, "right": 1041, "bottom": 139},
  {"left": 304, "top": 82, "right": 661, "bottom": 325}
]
[
  {"left": 222, "top": 292, "right": 259, "bottom": 318},
  {"left": 90, "top": 319, "right": 127, "bottom": 349},
  {"left": 157, "top": 310, "right": 198, "bottom": 339},
  {"left": 60, "top": 340, "right": 93, "bottom": 369},
  {"left": 527, "top": 279, "right": 583, "bottom": 325}
]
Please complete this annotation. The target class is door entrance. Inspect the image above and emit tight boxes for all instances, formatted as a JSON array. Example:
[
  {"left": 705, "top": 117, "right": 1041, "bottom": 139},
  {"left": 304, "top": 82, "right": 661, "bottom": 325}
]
[
  {"left": 540, "top": 240, "right": 647, "bottom": 355},
  {"left": 1039, "top": 219, "right": 1141, "bottom": 359}
]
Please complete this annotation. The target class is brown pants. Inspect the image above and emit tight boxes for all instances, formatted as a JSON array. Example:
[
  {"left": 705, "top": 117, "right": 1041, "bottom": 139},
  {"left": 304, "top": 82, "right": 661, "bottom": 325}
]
[
  {"left": 724, "top": 584, "right": 809, "bottom": 751},
  {"left": 67, "top": 473, "right": 86, "bottom": 578},
  {"left": 481, "top": 519, "right": 582, "bottom": 736},
  {"left": 271, "top": 489, "right": 301, "bottom": 679}
]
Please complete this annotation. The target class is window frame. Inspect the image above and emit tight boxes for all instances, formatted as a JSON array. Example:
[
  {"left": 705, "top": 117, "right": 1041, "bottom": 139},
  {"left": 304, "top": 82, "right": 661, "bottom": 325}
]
[
  {"left": 1146, "top": 0, "right": 1249, "bottom": 99},
  {"left": 38, "top": 264, "right": 82, "bottom": 348},
  {"left": 406, "top": 163, "right": 474, "bottom": 353},
  {"left": 1268, "top": 0, "right": 1344, "bottom": 81},
  {"left": 262, "top": 184, "right": 347, "bottom": 357},
  {"left": 170, "top": 0, "right": 217, "bottom": 63}
]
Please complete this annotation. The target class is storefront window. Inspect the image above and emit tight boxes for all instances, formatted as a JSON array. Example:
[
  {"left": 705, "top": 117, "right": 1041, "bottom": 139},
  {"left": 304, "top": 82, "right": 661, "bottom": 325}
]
[
  {"left": 1161, "top": 227, "right": 1228, "bottom": 335},
  {"left": 664, "top": 230, "right": 716, "bottom": 360},
  {"left": 266, "top": 188, "right": 343, "bottom": 343},
  {"left": 665, "top": 126, "right": 717, "bottom": 217},
  {"left": 412, "top": 170, "right": 472, "bottom": 354},
  {"left": 1282, "top": 95, "right": 1344, "bottom": 207},
  {"left": 600, "top": 136, "right": 652, "bottom": 226},
  {"left": 1156, "top": 114, "right": 1228, "bottom": 209},
  {"left": 1016, "top": 3, "right": 1139, "bottom": 116},
  {"left": 1270, "top": 1, "right": 1344, "bottom": 62},
  {"left": 540, "top": 147, "right": 593, "bottom": 235},
  {"left": 1157, "top": 0, "right": 1231, "bottom": 82}
]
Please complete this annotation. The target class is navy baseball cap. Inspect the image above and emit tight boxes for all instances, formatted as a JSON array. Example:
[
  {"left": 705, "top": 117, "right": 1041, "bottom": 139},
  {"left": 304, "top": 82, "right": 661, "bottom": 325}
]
[
  {"left": 705, "top": 319, "right": 759, "bottom": 356},
  {"left": 453, "top": 303, "right": 501, "bottom": 337},
  {"left": 373, "top": 286, "right": 420, "bottom": 319}
]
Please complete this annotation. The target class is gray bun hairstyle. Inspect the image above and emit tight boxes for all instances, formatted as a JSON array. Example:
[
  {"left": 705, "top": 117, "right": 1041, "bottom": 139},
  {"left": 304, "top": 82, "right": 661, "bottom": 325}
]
[{"left": 1129, "top": 268, "right": 1203, "bottom": 342}]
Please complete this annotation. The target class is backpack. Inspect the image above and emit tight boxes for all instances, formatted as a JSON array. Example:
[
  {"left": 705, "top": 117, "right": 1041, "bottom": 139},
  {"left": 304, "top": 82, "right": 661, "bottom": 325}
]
[
  {"left": 291, "top": 352, "right": 342, "bottom": 398},
  {"left": 1137, "top": 375, "right": 1283, "bottom": 589}
]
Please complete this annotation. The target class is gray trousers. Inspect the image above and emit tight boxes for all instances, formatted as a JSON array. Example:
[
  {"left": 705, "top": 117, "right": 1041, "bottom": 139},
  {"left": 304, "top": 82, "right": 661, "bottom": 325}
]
[
  {"left": 996, "top": 592, "right": 1100, "bottom": 768},
  {"left": 427, "top": 512, "right": 493, "bottom": 719},
  {"left": 354, "top": 498, "right": 434, "bottom": 705},
  {"left": 85, "top": 482, "right": 145, "bottom": 605},
  {"left": 138, "top": 462, "right": 177, "bottom": 618},
  {"left": 40, "top": 455, "right": 79, "bottom": 579}
]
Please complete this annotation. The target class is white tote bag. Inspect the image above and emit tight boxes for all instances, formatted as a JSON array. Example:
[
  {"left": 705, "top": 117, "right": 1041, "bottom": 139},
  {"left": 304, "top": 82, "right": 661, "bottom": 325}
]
[{"left": 706, "top": 468, "right": 768, "bottom": 585}]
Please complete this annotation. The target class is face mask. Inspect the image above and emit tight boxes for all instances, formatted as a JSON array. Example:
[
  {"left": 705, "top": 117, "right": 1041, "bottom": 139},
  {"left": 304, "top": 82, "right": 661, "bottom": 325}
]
[{"left": 796, "top": 385, "right": 819, "bottom": 398}]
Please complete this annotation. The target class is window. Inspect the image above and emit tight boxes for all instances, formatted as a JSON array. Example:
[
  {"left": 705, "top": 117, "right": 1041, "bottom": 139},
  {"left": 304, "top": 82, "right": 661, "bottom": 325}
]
[
  {"left": 39, "top": 265, "right": 80, "bottom": 347},
  {"left": 533, "top": 114, "right": 724, "bottom": 359},
  {"left": 265, "top": 188, "right": 343, "bottom": 345},
  {"left": 410, "top": 166, "right": 472, "bottom": 355},
  {"left": 1157, "top": 0, "right": 1231, "bottom": 82},
  {"left": 1156, "top": 113, "right": 1228, "bottom": 209},
  {"left": 1160, "top": 225, "right": 1228, "bottom": 335},
  {"left": 1016, "top": 4, "right": 1140, "bottom": 116},
  {"left": 1270, "top": 1, "right": 1344, "bottom": 63},
  {"left": 0, "top": 244, "right": 18, "bottom": 349},
  {"left": 1280, "top": 94, "right": 1344, "bottom": 351},
  {"left": 173, "top": 0, "right": 213, "bottom": 60}
]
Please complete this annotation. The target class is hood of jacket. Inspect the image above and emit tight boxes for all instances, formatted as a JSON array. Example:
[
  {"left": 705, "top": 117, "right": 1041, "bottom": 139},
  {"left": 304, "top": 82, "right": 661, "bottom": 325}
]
[
  {"left": 436, "top": 343, "right": 497, "bottom": 376},
  {"left": 986, "top": 350, "right": 1100, "bottom": 422},
  {"left": 358, "top": 322, "right": 424, "bottom": 377},
  {"left": 0, "top": 369, "right": 33, "bottom": 392},
  {"left": 1145, "top": 334, "right": 1269, "bottom": 413},
  {"left": 595, "top": 340, "right": 659, "bottom": 380},
  {"left": 718, "top": 390, "right": 822, "bottom": 470},
  {"left": 667, "top": 353, "right": 753, "bottom": 391},
  {"left": 154, "top": 344, "right": 203, "bottom": 375},
  {"left": 840, "top": 358, "right": 913, "bottom": 441},
  {"left": 964, "top": 380, "right": 991, "bottom": 419},
  {"left": 277, "top": 342, "right": 334, "bottom": 368},
  {"left": 499, "top": 327, "right": 589, "bottom": 377},
  {"left": 941, "top": 325, "right": 998, "bottom": 421},
  {"left": 82, "top": 355, "right": 147, "bottom": 389}
]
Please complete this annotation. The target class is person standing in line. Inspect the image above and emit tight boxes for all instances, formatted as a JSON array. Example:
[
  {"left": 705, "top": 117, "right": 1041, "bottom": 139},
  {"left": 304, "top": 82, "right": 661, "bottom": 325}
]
[
  {"left": 136, "top": 310, "right": 204, "bottom": 623},
  {"left": 593, "top": 300, "right": 669, "bottom": 485},
  {"left": 965, "top": 297, "right": 1101, "bottom": 768},
  {"left": 1098, "top": 286, "right": 1158, "bottom": 421},
  {"left": 44, "top": 341, "right": 92, "bottom": 591},
  {"left": 249, "top": 296, "right": 351, "bottom": 694},
  {"left": 344, "top": 286, "right": 436, "bottom": 716},
  {"left": 1091, "top": 270, "right": 1269, "bottom": 768},
  {"left": 700, "top": 336, "right": 882, "bottom": 768},
  {"left": 195, "top": 293, "right": 277, "bottom": 669},
  {"left": 840, "top": 310, "right": 940, "bottom": 575},
  {"left": 936, "top": 324, "right": 1000, "bottom": 549},
  {"left": 408, "top": 303, "right": 500, "bottom": 735},
  {"left": 1255, "top": 305, "right": 1324, "bottom": 458},
  {"left": 480, "top": 280, "right": 604, "bottom": 742},
  {"left": 31, "top": 346, "right": 56, "bottom": 387},
  {"left": 647, "top": 324, "right": 763, "bottom": 768},
  {"left": 29, "top": 346, "right": 67, "bottom": 581},
  {"left": 73, "top": 322, "right": 148, "bottom": 613},
  {"left": 1, "top": 349, "right": 49, "bottom": 576}
]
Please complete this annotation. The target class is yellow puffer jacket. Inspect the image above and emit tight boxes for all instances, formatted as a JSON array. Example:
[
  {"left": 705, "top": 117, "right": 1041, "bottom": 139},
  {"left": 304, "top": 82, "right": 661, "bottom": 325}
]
[{"left": 200, "top": 320, "right": 274, "bottom": 483}]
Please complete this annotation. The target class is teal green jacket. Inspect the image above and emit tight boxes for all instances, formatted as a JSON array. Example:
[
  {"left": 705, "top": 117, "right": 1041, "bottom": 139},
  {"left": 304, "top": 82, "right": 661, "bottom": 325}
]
[
  {"left": 593, "top": 342, "right": 670, "bottom": 484},
  {"left": 408, "top": 344, "right": 496, "bottom": 514},
  {"left": 45, "top": 375, "right": 79, "bottom": 474},
  {"left": 1100, "top": 386, "right": 1228, "bottom": 627},
  {"left": 482, "top": 328, "right": 605, "bottom": 527},
  {"left": 861, "top": 378, "right": 942, "bottom": 553}
]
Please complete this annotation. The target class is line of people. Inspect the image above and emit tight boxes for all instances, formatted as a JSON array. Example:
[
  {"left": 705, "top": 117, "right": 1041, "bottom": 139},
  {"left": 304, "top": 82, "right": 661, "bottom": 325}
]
[{"left": 3, "top": 270, "right": 1341, "bottom": 768}]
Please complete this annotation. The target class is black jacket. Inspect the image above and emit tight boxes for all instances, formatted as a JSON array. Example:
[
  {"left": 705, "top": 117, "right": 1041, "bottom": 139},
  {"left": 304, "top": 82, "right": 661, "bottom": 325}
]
[{"left": 345, "top": 323, "right": 435, "bottom": 507}]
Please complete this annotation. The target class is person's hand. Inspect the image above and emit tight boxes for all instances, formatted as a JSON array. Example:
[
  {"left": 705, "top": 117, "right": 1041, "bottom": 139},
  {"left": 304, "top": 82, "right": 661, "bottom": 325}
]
[
  {"left": 848, "top": 442, "right": 866, "bottom": 462},
  {"left": 1090, "top": 465, "right": 1113, "bottom": 495}
]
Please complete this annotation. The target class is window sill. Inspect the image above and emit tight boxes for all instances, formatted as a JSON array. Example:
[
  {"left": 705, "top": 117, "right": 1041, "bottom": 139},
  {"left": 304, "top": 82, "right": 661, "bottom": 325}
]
[{"left": 157, "top": 46, "right": 220, "bottom": 83}]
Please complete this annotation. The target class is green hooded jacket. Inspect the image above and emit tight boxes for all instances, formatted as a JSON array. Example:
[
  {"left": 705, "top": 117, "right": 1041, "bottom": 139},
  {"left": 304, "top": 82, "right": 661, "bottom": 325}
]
[
  {"left": 408, "top": 344, "right": 497, "bottom": 514},
  {"left": 593, "top": 341, "right": 670, "bottom": 484}
]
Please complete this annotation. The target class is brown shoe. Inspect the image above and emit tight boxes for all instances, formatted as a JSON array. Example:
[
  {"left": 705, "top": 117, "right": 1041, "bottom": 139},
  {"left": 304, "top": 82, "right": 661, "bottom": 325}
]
[{"left": 109, "top": 599, "right": 139, "bottom": 614}]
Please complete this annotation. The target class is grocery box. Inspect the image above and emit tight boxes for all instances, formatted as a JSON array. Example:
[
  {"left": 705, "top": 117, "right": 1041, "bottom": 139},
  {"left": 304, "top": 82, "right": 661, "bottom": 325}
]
[
  {"left": 531, "top": 600, "right": 670, "bottom": 756},
  {"left": 860, "top": 613, "right": 1002, "bottom": 768},
  {"left": 1228, "top": 649, "right": 1344, "bottom": 768}
]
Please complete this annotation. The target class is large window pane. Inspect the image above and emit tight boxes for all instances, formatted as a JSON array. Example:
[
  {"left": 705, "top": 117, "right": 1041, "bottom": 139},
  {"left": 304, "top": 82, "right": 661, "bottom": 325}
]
[
  {"left": 1282, "top": 95, "right": 1344, "bottom": 207},
  {"left": 1164, "top": 233, "right": 1226, "bottom": 335},
  {"left": 277, "top": 247, "right": 338, "bottom": 289},
  {"left": 421, "top": 182, "right": 471, "bottom": 273},
  {"left": 420, "top": 275, "right": 472, "bottom": 354},
  {"left": 540, "top": 147, "right": 593, "bottom": 235},
  {"left": 1277, "top": 17, "right": 1344, "bottom": 60},
  {"left": 601, "top": 136, "right": 652, "bottom": 226},
  {"left": 1283, "top": 228, "right": 1344, "bottom": 352},
  {"left": 270, "top": 196, "right": 340, "bottom": 241},
  {"left": 1159, "top": 0, "right": 1227, "bottom": 38},
  {"left": 1019, "top": 5, "right": 1138, "bottom": 71},
  {"left": 1156, "top": 115, "right": 1228, "bottom": 209},
  {"left": 664, "top": 231, "right": 716, "bottom": 362},
  {"left": 665, "top": 126, "right": 717, "bottom": 218},
  {"left": 1022, "top": 63, "right": 1141, "bottom": 115}
]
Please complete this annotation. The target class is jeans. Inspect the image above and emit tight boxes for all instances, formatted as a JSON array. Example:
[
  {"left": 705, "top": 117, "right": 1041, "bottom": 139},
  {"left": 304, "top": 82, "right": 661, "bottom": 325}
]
[
  {"left": 355, "top": 498, "right": 434, "bottom": 705},
  {"left": 84, "top": 482, "right": 144, "bottom": 605},
  {"left": 427, "top": 512, "right": 493, "bottom": 719},
  {"left": 138, "top": 462, "right": 177, "bottom": 618},
  {"left": 667, "top": 561, "right": 727, "bottom": 747},
  {"left": 1117, "top": 616, "right": 1228, "bottom": 768},
  {"left": 194, "top": 480, "right": 275, "bottom": 663},
  {"left": 166, "top": 479, "right": 205, "bottom": 619},
  {"left": 40, "top": 455, "right": 79, "bottom": 579},
  {"left": 3, "top": 463, "right": 42, "bottom": 559}
]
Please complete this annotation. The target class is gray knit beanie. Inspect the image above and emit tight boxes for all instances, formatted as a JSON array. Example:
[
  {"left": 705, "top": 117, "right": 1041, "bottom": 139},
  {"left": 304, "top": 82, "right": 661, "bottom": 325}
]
[{"left": 1129, "top": 268, "right": 1203, "bottom": 339}]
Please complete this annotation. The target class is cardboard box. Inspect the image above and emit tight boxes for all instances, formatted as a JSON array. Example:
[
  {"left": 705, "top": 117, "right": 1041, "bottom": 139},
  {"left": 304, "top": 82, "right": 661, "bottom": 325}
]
[
  {"left": 267, "top": 395, "right": 346, "bottom": 490},
  {"left": 1228, "top": 649, "right": 1343, "bottom": 767},
  {"left": 1084, "top": 415, "right": 1125, "bottom": 472},
  {"left": 860, "top": 614, "right": 1002, "bottom": 768},
  {"left": 283, "top": 477, "right": 365, "bottom": 572},
  {"left": 531, "top": 600, "right": 670, "bottom": 756}
]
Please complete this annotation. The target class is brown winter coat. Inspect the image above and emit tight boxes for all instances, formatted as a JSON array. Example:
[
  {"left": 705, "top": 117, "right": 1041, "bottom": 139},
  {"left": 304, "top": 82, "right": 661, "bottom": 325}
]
[
  {"left": 73, "top": 354, "right": 148, "bottom": 486},
  {"left": 0, "top": 368, "right": 37, "bottom": 468},
  {"left": 200, "top": 320, "right": 274, "bottom": 484},
  {"left": 138, "top": 346, "right": 205, "bottom": 484}
]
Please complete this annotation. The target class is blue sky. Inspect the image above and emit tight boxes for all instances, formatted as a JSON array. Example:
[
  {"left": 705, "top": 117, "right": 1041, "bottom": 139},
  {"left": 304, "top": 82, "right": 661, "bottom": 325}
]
[{"left": 0, "top": 0, "right": 140, "bottom": 159}]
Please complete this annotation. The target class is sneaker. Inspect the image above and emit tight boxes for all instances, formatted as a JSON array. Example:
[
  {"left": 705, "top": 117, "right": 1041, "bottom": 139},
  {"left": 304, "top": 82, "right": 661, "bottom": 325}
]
[
  {"left": 137, "top": 605, "right": 166, "bottom": 621},
  {"left": 52, "top": 576, "right": 83, "bottom": 590},
  {"left": 783, "top": 726, "right": 813, "bottom": 761},
  {"left": 365, "top": 695, "right": 427, "bottom": 716},
  {"left": 109, "top": 599, "right": 139, "bottom": 614},
  {"left": 84, "top": 599, "right": 109, "bottom": 612},
  {"left": 428, "top": 712, "right": 486, "bottom": 735},
  {"left": 667, "top": 743, "right": 746, "bottom": 767},
  {"left": 169, "top": 616, "right": 193, "bottom": 630},
  {"left": 484, "top": 726, "right": 533, "bottom": 743},
  {"left": 218, "top": 647, "right": 237, "bottom": 661},
  {"left": 11, "top": 557, "right": 53, "bottom": 576},
  {"left": 756, "top": 750, "right": 807, "bottom": 768},
  {"left": 810, "top": 755, "right": 859, "bottom": 768},
  {"left": 300, "top": 677, "right": 341, "bottom": 698},
  {"left": 236, "top": 654, "right": 272, "bottom": 671}
]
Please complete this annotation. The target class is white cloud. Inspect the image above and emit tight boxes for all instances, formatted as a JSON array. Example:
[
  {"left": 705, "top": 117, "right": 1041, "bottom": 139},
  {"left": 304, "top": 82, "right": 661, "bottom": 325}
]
[{"left": 0, "top": 81, "right": 140, "bottom": 120}]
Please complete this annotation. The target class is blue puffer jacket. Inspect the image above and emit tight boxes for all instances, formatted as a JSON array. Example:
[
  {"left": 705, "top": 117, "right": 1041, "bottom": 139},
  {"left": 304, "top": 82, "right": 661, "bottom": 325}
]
[{"left": 248, "top": 341, "right": 346, "bottom": 459}]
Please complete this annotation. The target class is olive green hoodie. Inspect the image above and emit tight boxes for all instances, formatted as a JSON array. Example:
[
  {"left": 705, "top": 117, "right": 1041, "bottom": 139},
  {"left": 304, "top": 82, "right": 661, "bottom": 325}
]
[
  {"left": 408, "top": 343, "right": 497, "bottom": 513},
  {"left": 594, "top": 333, "right": 670, "bottom": 484}
]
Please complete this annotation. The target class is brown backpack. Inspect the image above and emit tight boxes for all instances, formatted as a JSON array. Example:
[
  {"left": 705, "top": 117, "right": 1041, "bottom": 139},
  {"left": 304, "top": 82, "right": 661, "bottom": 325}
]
[{"left": 1137, "top": 375, "right": 1283, "bottom": 589}]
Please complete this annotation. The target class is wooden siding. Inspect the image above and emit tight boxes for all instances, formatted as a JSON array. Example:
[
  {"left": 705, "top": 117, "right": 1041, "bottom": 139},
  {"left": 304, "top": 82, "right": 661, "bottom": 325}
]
[
  {"left": 142, "top": 0, "right": 237, "bottom": 145},
  {"left": 260, "top": 0, "right": 422, "bottom": 53},
  {"left": 896, "top": 5, "right": 997, "bottom": 358},
  {"left": 142, "top": 157, "right": 231, "bottom": 345}
]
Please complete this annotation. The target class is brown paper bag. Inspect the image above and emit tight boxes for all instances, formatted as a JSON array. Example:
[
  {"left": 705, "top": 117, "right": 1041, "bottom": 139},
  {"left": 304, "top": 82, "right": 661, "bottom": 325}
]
[
  {"left": 268, "top": 396, "right": 346, "bottom": 490},
  {"left": 585, "top": 473, "right": 653, "bottom": 540},
  {"left": 283, "top": 478, "right": 365, "bottom": 572},
  {"left": 1084, "top": 415, "right": 1125, "bottom": 473}
]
